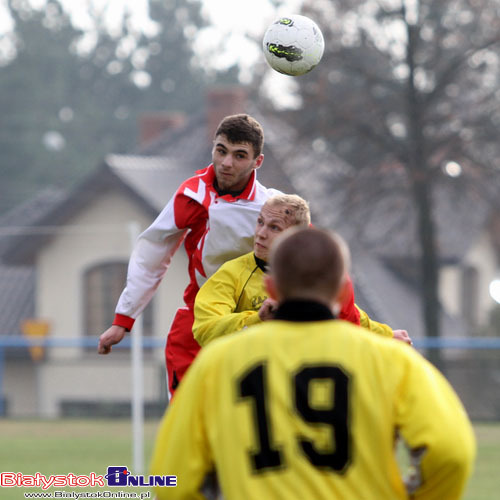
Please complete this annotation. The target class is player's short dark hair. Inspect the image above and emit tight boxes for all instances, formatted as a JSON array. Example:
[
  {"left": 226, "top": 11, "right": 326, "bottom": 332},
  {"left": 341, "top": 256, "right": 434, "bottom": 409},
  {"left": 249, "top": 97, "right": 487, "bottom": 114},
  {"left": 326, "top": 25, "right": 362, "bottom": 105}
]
[
  {"left": 215, "top": 114, "right": 264, "bottom": 158},
  {"left": 270, "top": 227, "right": 350, "bottom": 301}
]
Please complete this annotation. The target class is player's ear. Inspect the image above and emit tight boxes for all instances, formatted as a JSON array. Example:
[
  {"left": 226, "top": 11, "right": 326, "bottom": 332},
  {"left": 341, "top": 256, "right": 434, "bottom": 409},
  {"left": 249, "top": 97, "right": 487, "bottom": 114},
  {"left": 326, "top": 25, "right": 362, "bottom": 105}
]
[
  {"left": 264, "top": 274, "right": 278, "bottom": 300},
  {"left": 254, "top": 154, "right": 264, "bottom": 170},
  {"left": 335, "top": 275, "right": 351, "bottom": 309}
]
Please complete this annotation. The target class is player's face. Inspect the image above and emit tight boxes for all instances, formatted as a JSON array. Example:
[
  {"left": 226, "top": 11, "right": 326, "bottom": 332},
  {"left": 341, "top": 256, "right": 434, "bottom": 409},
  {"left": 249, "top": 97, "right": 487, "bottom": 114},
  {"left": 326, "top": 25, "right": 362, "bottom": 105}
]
[
  {"left": 212, "top": 135, "right": 264, "bottom": 192},
  {"left": 254, "top": 203, "right": 294, "bottom": 261}
]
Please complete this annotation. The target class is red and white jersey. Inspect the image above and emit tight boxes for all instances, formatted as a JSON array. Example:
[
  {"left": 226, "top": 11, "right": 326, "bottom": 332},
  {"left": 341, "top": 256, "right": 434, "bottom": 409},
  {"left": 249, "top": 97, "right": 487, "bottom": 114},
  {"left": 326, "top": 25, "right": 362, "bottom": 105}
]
[{"left": 114, "top": 165, "right": 281, "bottom": 329}]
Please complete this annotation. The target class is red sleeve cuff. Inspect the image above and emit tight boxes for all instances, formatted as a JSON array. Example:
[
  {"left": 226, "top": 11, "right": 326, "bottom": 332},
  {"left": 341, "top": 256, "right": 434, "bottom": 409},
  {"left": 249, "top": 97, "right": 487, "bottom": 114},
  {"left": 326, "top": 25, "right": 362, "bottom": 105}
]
[{"left": 113, "top": 314, "right": 135, "bottom": 332}]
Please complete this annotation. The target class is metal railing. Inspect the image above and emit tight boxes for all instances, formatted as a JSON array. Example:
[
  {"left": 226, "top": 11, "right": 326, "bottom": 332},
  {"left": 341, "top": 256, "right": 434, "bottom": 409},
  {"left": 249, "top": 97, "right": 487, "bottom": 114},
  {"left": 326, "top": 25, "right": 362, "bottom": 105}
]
[{"left": 2, "top": 335, "right": 500, "bottom": 349}]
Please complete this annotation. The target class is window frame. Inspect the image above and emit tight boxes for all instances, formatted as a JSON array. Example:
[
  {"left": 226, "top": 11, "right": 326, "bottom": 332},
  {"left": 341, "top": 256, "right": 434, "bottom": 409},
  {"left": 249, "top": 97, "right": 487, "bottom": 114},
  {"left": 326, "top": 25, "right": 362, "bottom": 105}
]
[{"left": 82, "top": 261, "right": 154, "bottom": 341}]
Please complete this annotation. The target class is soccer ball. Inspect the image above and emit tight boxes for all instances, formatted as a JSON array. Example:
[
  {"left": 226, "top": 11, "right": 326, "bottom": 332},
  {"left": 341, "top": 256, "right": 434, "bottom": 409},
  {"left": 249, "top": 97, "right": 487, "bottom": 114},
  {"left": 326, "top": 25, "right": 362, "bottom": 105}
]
[{"left": 262, "top": 15, "right": 325, "bottom": 76}]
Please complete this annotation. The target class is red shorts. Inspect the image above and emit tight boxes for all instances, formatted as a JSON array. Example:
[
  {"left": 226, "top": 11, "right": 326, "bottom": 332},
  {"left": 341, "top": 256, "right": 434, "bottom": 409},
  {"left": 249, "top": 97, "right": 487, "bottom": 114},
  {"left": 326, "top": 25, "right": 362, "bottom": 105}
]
[
  {"left": 165, "top": 307, "right": 201, "bottom": 397},
  {"left": 164, "top": 276, "right": 359, "bottom": 397}
]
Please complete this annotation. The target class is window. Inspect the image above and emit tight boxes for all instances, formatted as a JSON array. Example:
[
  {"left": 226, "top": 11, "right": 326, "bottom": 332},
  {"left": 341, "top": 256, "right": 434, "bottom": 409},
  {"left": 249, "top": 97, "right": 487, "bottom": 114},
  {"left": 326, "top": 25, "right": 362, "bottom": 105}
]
[{"left": 84, "top": 262, "right": 153, "bottom": 337}]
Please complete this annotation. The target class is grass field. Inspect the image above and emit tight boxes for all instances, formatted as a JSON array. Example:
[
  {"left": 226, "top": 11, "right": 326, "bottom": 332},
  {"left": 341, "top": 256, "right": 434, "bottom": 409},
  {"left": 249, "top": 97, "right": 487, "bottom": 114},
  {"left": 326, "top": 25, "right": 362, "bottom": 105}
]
[{"left": 0, "top": 419, "right": 499, "bottom": 499}]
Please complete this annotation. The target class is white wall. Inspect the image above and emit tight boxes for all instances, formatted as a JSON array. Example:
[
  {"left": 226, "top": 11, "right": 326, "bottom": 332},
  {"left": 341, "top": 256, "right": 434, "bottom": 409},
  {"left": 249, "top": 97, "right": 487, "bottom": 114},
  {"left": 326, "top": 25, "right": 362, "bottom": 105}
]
[
  {"left": 463, "top": 231, "right": 498, "bottom": 326},
  {"left": 32, "top": 187, "right": 189, "bottom": 416},
  {"left": 440, "top": 265, "right": 461, "bottom": 317},
  {"left": 37, "top": 357, "right": 163, "bottom": 418},
  {"left": 439, "top": 229, "right": 498, "bottom": 327}
]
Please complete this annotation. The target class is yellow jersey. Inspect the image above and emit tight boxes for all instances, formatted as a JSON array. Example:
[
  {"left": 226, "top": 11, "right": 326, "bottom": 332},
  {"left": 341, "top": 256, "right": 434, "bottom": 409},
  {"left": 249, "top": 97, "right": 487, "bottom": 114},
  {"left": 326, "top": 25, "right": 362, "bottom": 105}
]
[
  {"left": 193, "top": 252, "right": 392, "bottom": 347},
  {"left": 358, "top": 307, "right": 393, "bottom": 337},
  {"left": 151, "top": 301, "right": 475, "bottom": 500},
  {"left": 193, "top": 252, "right": 265, "bottom": 346}
]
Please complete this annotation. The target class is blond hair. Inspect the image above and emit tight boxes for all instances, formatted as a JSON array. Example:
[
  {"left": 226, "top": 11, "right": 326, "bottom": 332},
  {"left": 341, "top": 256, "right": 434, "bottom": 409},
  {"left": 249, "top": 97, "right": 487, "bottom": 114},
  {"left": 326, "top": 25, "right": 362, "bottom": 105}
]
[{"left": 263, "top": 194, "right": 311, "bottom": 227}]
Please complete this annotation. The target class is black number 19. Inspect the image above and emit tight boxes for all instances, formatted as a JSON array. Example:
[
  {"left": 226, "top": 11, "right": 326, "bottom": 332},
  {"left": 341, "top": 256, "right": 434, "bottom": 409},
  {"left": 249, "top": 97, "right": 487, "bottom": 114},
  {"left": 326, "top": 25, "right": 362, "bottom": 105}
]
[{"left": 238, "top": 362, "right": 352, "bottom": 473}]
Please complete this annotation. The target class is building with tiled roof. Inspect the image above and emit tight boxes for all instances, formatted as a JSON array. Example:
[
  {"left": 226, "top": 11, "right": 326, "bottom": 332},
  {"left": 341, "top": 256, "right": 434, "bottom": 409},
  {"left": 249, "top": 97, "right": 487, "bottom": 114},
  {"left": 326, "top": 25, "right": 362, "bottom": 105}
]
[
  {"left": 1, "top": 86, "right": 499, "bottom": 418},
  {"left": 0, "top": 87, "right": 300, "bottom": 418}
]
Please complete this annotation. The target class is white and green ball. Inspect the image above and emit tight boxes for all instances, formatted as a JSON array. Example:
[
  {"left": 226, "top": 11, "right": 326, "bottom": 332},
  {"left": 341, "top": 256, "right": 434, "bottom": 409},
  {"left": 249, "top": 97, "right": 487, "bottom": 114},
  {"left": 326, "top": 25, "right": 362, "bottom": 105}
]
[{"left": 262, "top": 15, "right": 325, "bottom": 76}]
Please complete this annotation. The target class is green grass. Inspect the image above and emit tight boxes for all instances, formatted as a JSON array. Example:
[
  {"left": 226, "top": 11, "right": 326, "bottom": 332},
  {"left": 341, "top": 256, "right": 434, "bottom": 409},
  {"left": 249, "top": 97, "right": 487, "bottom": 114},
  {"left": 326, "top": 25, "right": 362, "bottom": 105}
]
[
  {"left": 0, "top": 420, "right": 499, "bottom": 499},
  {"left": 464, "top": 422, "right": 500, "bottom": 500},
  {"left": 0, "top": 419, "right": 160, "bottom": 500}
]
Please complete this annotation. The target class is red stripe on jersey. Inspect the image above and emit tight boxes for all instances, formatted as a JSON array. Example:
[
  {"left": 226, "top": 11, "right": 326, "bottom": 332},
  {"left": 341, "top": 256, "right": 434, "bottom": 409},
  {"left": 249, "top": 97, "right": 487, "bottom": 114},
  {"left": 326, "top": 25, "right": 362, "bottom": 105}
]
[
  {"left": 338, "top": 277, "right": 360, "bottom": 325},
  {"left": 171, "top": 165, "right": 259, "bottom": 306}
]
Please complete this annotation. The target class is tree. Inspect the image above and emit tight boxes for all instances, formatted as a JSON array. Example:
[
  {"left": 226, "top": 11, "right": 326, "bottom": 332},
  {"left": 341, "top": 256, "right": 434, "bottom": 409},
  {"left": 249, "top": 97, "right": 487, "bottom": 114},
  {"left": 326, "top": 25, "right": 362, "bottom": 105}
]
[
  {"left": 0, "top": 0, "right": 234, "bottom": 214},
  {"left": 271, "top": 0, "right": 500, "bottom": 367},
  {"left": 0, "top": 0, "right": 84, "bottom": 212}
]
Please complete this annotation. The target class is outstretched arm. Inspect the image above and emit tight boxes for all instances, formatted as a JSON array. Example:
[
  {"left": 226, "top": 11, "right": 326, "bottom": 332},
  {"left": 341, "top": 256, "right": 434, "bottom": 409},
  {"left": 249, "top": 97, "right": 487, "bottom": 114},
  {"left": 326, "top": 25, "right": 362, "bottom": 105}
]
[
  {"left": 357, "top": 306, "right": 393, "bottom": 337},
  {"left": 97, "top": 193, "right": 201, "bottom": 354},
  {"left": 98, "top": 325, "right": 126, "bottom": 354},
  {"left": 392, "top": 329, "right": 412, "bottom": 345},
  {"left": 193, "top": 264, "right": 262, "bottom": 347},
  {"left": 357, "top": 307, "right": 413, "bottom": 345}
]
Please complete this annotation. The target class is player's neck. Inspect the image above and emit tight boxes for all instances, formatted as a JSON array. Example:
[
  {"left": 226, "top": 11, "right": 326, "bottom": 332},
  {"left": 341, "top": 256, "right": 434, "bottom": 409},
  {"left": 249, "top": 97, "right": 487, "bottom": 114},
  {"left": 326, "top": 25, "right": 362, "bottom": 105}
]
[
  {"left": 213, "top": 178, "right": 246, "bottom": 198},
  {"left": 274, "top": 300, "right": 336, "bottom": 321},
  {"left": 253, "top": 254, "right": 268, "bottom": 273}
]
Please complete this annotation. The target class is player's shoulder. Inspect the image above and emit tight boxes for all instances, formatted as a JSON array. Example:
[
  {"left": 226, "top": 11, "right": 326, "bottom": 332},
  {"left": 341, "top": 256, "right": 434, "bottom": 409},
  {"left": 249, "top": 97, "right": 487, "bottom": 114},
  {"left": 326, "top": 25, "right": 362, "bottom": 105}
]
[
  {"left": 214, "top": 251, "right": 256, "bottom": 279},
  {"left": 223, "top": 251, "right": 256, "bottom": 269},
  {"left": 209, "top": 252, "right": 258, "bottom": 285},
  {"left": 176, "top": 165, "right": 213, "bottom": 192},
  {"left": 353, "top": 322, "right": 426, "bottom": 368},
  {"left": 313, "top": 319, "right": 417, "bottom": 360},
  {"left": 317, "top": 322, "right": 431, "bottom": 388},
  {"left": 197, "top": 318, "right": 420, "bottom": 377},
  {"left": 253, "top": 181, "right": 283, "bottom": 200}
]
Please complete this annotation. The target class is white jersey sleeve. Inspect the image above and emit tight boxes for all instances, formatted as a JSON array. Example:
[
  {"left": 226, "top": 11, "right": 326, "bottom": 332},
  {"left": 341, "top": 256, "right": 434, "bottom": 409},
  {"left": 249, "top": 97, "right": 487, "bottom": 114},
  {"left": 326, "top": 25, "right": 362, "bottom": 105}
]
[{"left": 115, "top": 196, "right": 187, "bottom": 320}]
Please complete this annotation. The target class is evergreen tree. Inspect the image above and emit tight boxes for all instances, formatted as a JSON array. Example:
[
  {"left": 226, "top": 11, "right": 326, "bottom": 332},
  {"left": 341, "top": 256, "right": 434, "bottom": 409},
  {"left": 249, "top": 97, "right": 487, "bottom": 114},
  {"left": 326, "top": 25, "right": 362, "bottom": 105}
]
[{"left": 0, "top": 0, "right": 232, "bottom": 214}]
